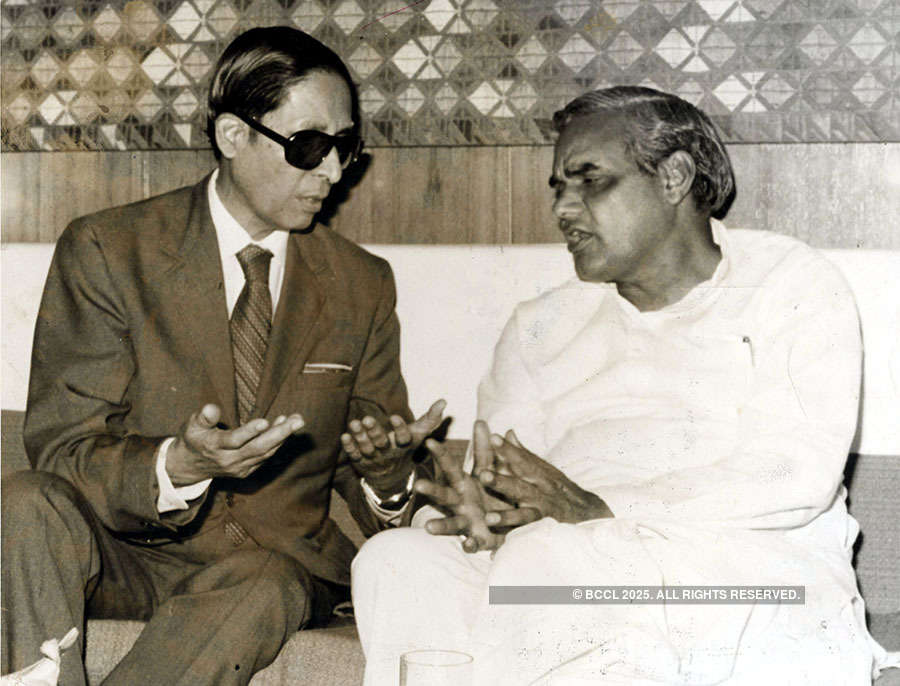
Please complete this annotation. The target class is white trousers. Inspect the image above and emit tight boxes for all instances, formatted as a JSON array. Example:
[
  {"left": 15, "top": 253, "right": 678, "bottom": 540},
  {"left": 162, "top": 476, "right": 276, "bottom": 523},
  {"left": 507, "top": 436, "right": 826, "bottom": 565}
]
[{"left": 352, "top": 519, "right": 877, "bottom": 686}]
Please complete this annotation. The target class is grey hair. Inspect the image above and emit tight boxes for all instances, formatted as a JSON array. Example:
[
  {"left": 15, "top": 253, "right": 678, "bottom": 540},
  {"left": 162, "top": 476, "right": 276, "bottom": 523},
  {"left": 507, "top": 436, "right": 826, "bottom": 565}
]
[{"left": 552, "top": 86, "right": 736, "bottom": 219}]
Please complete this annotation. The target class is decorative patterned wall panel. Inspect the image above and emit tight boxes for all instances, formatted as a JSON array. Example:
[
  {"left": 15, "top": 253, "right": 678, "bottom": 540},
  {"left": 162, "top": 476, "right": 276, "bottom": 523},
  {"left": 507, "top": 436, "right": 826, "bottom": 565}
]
[{"left": 2, "top": 0, "right": 899, "bottom": 151}]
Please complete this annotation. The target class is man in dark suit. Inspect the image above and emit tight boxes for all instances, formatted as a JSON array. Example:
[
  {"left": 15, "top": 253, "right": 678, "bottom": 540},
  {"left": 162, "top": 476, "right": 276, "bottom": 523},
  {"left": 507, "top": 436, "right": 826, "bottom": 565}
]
[{"left": 1, "top": 27, "right": 442, "bottom": 686}]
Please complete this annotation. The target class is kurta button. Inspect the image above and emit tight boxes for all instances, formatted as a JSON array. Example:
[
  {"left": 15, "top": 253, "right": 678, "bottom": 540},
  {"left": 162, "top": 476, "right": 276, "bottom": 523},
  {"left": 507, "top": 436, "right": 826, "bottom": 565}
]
[{"left": 225, "top": 493, "right": 234, "bottom": 506}]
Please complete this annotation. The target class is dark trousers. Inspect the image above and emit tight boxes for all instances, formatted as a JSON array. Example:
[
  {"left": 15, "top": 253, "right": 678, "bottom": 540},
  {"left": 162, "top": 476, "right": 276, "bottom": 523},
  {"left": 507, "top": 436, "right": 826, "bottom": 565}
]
[{"left": 1, "top": 471, "right": 348, "bottom": 686}]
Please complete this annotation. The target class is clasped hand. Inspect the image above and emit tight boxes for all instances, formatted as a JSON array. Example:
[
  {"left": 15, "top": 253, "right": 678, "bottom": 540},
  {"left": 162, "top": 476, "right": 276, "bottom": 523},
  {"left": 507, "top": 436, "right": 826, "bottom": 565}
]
[
  {"left": 340, "top": 399, "right": 446, "bottom": 496},
  {"left": 167, "top": 403, "right": 306, "bottom": 485},
  {"left": 416, "top": 421, "right": 612, "bottom": 552}
]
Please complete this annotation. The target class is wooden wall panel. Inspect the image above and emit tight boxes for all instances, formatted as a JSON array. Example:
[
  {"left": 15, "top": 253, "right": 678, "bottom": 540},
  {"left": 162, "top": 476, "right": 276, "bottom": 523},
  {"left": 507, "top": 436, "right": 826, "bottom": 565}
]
[
  {"left": 726, "top": 143, "right": 900, "bottom": 249},
  {"left": 509, "top": 143, "right": 900, "bottom": 249},
  {"left": 2, "top": 152, "right": 142, "bottom": 242},
  {"left": 145, "top": 150, "right": 216, "bottom": 198},
  {"left": 509, "top": 146, "right": 556, "bottom": 244},
  {"left": 326, "top": 146, "right": 511, "bottom": 244},
  {"left": 1, "top": 150, "right": 215, "bottom": 243},
  {"left": 2, "top": 144, "right": 898, "bottom": 248}
]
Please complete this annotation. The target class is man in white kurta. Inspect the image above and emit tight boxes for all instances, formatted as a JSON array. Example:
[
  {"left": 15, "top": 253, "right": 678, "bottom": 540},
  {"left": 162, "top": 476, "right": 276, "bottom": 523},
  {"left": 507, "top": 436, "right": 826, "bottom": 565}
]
[{"left": 349, "top": 87, "right": 894, "bottom": 685}]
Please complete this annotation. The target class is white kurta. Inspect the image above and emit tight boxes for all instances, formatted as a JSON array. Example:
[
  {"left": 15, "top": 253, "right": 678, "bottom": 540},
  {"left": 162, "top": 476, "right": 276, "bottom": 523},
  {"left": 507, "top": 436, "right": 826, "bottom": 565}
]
[{"left": 353, "top": 223, "right": 896, "bottom": 685}]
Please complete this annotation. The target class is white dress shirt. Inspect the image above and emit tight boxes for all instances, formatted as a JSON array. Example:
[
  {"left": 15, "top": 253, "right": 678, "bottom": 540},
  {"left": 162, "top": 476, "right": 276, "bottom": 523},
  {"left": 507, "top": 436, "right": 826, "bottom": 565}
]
[{"left": 156, "top": 169, "right": 289, "bottom": 512}]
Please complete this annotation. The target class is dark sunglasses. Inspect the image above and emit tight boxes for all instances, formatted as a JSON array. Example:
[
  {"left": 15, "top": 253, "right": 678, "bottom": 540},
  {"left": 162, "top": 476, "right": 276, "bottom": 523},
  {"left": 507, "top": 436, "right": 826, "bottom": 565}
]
[{"left": 232, "top": 111, "right": 363, "bottom": 170}]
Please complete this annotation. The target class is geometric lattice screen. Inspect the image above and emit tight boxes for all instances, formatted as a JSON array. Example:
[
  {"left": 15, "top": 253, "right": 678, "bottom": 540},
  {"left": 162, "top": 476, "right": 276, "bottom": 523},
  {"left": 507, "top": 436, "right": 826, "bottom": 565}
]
[{"left": 2, "top": 0, "right": 899, "bottom": 151}]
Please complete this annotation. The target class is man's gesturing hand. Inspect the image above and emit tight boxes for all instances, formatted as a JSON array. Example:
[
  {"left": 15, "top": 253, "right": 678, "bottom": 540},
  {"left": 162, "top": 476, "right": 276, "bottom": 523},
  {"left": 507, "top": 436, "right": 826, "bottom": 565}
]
[
  {"left": 166, "top": 404, "right": 305, "bottom": 485},
  {"left": 414, "top": 422, "right": 542, "bottom": 553},
  {"left": 479, "top": 430, "right": 613, "bottom": 525},
  {"left": 414, "top": 437, "right": 514, "bottom": 553},
  {"left": 340, "top": 399, "right": 446, "bottom": 496}
]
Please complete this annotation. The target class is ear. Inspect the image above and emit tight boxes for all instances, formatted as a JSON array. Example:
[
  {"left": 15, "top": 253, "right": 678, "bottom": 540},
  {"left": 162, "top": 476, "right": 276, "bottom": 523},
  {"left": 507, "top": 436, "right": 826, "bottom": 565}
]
[
  {"left": 214, "top": 113, "right": 248, "bottom": 160},
  {"left": 657, "top": 150, "right": 696, "bottom": 206}
]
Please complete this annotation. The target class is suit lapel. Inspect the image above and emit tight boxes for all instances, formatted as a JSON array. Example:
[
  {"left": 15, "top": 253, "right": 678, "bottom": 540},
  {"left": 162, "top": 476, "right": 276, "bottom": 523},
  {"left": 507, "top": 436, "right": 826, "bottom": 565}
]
[
  {"left": 255, "top": 231, "right": 328, "bottom": 418},
  {"left": 159, "top": 177, "right": 239, "bottom": 428}
]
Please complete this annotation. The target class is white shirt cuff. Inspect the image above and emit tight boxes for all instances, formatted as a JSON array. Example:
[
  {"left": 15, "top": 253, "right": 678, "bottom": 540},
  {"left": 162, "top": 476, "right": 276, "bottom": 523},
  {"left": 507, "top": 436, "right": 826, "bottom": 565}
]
[{"left": 155, "top": 437, "right": 212, "bottom": 513}]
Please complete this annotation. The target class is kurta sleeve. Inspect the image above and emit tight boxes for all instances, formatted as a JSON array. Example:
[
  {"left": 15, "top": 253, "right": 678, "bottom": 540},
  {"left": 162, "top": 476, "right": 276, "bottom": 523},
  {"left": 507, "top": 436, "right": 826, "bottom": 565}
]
[
  {"left": 476, "top": 308, "right": 548, "bottom": 456},
  {"left": 599, "top": 253, "right": 862, "bottom": 529}
]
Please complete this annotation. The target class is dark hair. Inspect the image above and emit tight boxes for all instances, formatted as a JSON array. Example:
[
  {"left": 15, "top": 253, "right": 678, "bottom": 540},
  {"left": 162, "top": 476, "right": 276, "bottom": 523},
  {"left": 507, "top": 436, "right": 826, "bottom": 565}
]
[
  {"left": 206, "top": 26, "right": 359, "bottom": 159},
  {"left": 552, "top": 86, "right": 735, "bottom": 219}
]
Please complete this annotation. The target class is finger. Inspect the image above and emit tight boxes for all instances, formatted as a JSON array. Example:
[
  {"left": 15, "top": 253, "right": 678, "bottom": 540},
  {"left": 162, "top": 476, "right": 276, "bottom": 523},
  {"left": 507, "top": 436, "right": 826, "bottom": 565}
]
[
  {"left": 390, "top": 415, "right": 412, "bottom": 446},
  {"left": 505, "top": 429, "right": 523, "bottom": 449},
  {"left": 414, "top": 477, "right": 461, "bottom": 507},
  {"left": 492, "top": 455, "right": 515, "bottom": 476},
  {"left": 472, "top": 420, "right": 494, "bottom": 476},
  {"left": 239, "top": 414, "right": 303, "bottom": 458},
  {"left": 272, "top": 415, "right": 287, "bottom": 426},
  {"left": 349, "top": 419, "right": 376, "bottom": 455},
  {"left": 484, "top": 507, "right": 542, "bottom": 528},
  {"left": 490, "top": 434, "right": 537, "bottom": 476},
  {"left": 341, "top": 433, "right": 364, "bottom": 461},
  {"left": 424, "top": 398, "right": 447, "bottom": 424},
  {"left": 461, "top": 537, "right": 480, "bottom": 553},
  {"left": 362, "top": 416, "right": 390, "bottom": 450},
  {"left": 479, "top": 470, "right": 539, "bottom": 504},
  {"left": 425, "top": 438, "right": 464, "bottom": 487},
  {"left": 196, "top": 404, "right": 221, "bottom": 429},
  {"left": 217, "top": 417, "right": 270, "bottom": 449},
  {"left": 425, "top": 515, "right": 470, "bottom": 536},
  {"left": 410, "top": 399, "right": 447, "bottom": 440}
]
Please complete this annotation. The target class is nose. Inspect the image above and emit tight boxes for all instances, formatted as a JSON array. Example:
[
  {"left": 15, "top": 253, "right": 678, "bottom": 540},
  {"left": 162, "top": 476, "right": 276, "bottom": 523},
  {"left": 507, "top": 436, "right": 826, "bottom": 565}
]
[
  {"left": 315, "top": 144, "right": 343, "bottom": 185},
  {"left": 552, "top": 187, "right": 584, "bottom": 222}
]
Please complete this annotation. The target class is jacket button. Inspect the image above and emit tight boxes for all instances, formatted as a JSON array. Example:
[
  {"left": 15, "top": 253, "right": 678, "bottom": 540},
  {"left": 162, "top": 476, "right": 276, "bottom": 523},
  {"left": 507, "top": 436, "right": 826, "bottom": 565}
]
[{"left": 225, "top": 493, "right": 234, "bottom": 506}]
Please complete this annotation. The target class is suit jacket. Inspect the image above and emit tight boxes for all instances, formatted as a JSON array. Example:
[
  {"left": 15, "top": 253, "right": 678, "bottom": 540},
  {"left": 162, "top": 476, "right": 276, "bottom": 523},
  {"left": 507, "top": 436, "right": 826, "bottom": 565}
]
[{"left": 24, "top": 175, "right": 421, "bottom": 585}]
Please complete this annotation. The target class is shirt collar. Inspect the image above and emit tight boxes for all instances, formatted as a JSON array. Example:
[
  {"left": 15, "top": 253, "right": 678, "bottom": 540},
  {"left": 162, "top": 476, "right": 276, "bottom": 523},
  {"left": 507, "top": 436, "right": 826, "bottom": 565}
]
[{"left": 207, "top": 168, "right": 290, "bottom": 265}]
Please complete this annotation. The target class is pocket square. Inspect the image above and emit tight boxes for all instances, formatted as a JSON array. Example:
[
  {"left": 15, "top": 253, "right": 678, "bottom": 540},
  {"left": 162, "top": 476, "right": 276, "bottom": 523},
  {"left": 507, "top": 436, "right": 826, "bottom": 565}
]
[{"left": 303, "top": 362, "right": 353, "bottom": 374}]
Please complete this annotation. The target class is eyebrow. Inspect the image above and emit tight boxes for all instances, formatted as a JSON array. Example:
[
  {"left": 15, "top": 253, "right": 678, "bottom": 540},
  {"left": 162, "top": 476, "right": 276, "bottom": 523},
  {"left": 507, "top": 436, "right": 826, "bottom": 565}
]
[{"left": 548, "top": 162, "right": 603, "bottom": 187}]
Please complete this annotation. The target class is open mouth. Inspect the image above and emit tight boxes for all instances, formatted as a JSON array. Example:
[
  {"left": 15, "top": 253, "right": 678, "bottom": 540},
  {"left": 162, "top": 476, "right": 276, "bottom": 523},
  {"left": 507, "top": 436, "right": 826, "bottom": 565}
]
[
  {"left": 299, "top": 196, "right": 325, "bottom": 212},
  {"left": 565, "top": 229, "right": 594, "bottom": 254}
]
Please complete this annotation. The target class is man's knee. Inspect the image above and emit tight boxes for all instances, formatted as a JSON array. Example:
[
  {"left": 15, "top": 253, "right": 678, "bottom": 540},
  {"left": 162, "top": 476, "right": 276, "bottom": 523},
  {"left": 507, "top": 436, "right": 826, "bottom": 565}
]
[
  {"left": 352, "top": 529, "right": 476, "bottom": 596},
  {"left": 179, "top": 550, "right": 313, "bottom": 632},
  {"left": 192, "top": 549, "right": 307, "bottom": 594},
  {"left": 1, "top": 471, "right": 85, "bottom": 536},
  {"left": 352, "top": 528, "right": 437, "bottom": 579},
  {"left": 489, "top": 519, "right": 593, "bottom": 585},
  {"left": 256, "top": 550, "right": 311, "bottom": 604}
]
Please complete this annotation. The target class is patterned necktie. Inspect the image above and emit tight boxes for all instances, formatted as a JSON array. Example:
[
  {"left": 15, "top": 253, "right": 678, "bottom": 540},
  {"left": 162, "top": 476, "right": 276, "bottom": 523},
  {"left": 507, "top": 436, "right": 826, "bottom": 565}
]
[{"left": 231, "top": 244, "right": 273, "bottom": 425}]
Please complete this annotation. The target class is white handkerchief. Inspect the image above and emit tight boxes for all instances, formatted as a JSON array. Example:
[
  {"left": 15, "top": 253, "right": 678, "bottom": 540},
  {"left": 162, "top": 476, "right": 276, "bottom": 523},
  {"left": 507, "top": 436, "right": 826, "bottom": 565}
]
[
  {"left": 0, "top": 628, "right": 78, "bottom": 686},
  {"left": 303, "top": 362, "right": 353, "bottom": 374}
]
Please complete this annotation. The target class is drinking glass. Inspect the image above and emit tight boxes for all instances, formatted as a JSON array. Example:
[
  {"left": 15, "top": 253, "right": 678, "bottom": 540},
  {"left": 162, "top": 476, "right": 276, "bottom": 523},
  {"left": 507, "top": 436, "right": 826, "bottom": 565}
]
[{"left": 399, "top": 649, "right": 473, "bottom": 686}]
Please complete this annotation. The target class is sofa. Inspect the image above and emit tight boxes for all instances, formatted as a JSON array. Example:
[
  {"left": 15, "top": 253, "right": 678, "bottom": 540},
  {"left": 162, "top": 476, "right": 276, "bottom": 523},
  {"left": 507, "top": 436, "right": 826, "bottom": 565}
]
[{"left": 2, "top": 241, "right": 899, "bottom": 685}]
